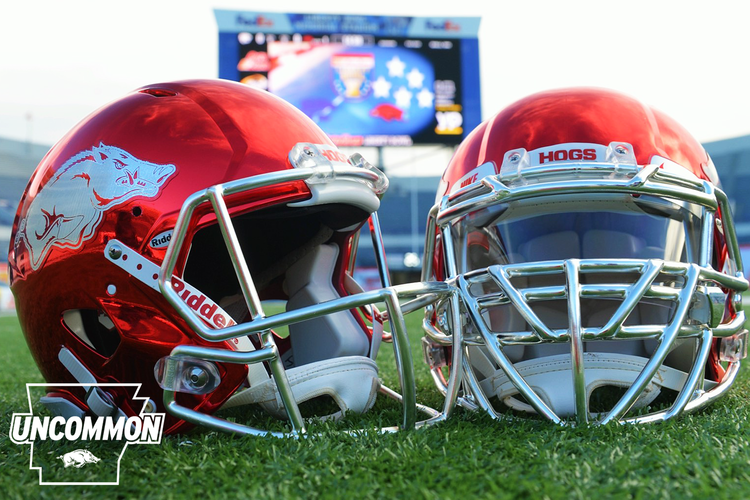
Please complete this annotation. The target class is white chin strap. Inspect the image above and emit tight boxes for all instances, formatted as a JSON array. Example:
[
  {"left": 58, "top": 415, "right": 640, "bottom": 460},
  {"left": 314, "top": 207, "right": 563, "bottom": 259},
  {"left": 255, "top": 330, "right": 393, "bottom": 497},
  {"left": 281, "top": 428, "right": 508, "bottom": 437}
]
[
  {"left": 475, "top": 352, "right": 718, "bottom": 417},
  {"left": 221, "top": 356, "right": 380, "bottom": 421}
]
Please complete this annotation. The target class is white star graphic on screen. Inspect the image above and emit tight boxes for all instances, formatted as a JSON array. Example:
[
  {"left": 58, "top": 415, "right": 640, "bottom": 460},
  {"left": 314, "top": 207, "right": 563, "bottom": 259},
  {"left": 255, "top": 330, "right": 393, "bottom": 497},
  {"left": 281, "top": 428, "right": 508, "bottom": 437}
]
[
  {"left": 416, "top": 88, "right": 435, "bottom": 108},
  {"left": 394, "top": 86, "right": 413, "bottom": 108},
  {"left": 372, "top": 76, "right": 392, "bottom": 98},
  {"left": 386, "top": 56, "right": 406, "bottom": 78},
  {"left": 406, "top": 68, "right": 425, "bottom": 89}
]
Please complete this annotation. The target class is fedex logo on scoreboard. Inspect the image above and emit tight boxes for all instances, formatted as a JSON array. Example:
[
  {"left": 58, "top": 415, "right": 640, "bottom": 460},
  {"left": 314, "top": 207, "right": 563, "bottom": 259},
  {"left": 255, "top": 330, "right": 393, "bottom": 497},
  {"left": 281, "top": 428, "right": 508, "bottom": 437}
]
[
  {"left": 235, "top": 14, "right": 274, "bottom": 27},
  {"left": 425, "top": 20, "right": 462, "bottom": 32}
]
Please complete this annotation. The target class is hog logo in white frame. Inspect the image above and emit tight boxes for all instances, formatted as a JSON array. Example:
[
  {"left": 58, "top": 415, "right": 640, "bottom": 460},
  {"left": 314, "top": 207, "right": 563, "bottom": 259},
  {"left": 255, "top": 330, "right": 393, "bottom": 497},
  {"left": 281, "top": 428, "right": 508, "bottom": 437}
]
[
  {"left": 58, "top": 449, "right": 101, "bottom": 468},
  {"left": 16, "top": 143, "right": 176, "bottom": 270},
  {"left": 10, "top": 382, "right": 165, "bottom": 486}
]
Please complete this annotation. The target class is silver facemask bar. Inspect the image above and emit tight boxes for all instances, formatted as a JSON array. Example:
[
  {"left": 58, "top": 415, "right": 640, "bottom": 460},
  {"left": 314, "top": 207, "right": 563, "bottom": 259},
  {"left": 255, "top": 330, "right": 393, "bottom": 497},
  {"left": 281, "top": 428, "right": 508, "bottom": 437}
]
[
  {"left": 421, "top": 161, "right": 748, "bottom": 425},
  {"left": 155, "top": 156, "right": 447, "bottom": 437}
]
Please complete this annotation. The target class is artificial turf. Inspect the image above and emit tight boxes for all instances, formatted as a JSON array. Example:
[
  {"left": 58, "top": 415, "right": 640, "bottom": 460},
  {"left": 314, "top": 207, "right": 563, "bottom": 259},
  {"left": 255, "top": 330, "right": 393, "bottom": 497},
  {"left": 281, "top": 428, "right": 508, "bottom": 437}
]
[{"left": 1, "top": 309, "right": 750, "bottom": 499}]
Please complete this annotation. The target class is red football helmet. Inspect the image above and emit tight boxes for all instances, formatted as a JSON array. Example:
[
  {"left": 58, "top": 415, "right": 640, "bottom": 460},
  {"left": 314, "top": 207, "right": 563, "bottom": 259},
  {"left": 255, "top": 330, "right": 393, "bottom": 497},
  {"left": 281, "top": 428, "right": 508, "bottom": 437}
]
[
  {"left": 421, "top": 88, "right": 748, "bottom": 425},
  {"left": 9, "top": 79, "right": 437, "bottom": 436}
]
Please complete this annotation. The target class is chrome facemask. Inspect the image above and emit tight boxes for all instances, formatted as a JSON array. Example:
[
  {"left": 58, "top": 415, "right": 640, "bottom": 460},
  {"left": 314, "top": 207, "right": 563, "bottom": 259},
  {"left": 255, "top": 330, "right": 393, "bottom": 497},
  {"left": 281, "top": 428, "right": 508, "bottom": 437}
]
[
  {"left": 422, "top": 142, "right": 748, "bottom": 425},
  {"left": 105, "top": 143, "right": 447, "bottom": 436}
]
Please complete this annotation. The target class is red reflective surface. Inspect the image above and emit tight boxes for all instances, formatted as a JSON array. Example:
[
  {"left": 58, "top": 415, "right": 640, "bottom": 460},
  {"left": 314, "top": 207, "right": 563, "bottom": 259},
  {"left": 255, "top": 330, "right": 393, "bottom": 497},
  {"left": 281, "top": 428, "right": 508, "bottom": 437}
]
[
  {"left": 8, "top": 79, "right": 344, "bottom": 434},
  {"left": 439, "top": 87, "right": 711, "bottom": 197}
]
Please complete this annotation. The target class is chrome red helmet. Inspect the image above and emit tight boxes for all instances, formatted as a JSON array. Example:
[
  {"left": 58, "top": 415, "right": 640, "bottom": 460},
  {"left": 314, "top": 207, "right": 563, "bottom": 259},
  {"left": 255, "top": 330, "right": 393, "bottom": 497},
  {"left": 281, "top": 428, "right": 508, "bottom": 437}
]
[
  {"left": 422, "top": 88, "right": 748, "bottom": 425},
  {"left": 9, "top": 79, "right": 434, "bottom": 436}
]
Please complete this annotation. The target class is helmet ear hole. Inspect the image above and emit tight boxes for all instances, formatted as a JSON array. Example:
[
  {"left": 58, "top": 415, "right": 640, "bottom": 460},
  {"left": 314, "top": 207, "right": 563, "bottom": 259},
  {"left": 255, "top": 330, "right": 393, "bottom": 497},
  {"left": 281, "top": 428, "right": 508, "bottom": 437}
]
[
  {"left": 296, "top": 395, "right": 341, "bottom": 419},
  {"left": 588, "top": 385, "right": 628, "bottom": 414},
  {"left": 62, "top": 309, "right": 121, "bottom": 357}
]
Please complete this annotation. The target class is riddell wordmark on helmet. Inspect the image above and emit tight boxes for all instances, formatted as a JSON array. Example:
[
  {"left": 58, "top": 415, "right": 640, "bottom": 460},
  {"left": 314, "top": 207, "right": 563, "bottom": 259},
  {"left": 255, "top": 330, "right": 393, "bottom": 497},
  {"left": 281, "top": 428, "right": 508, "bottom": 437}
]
[
  {"left": 149, "top": 230, "right": 173, "bottom": 249},
  {"left": 170, "top": 277, "right": 237, "bottom": 329}
]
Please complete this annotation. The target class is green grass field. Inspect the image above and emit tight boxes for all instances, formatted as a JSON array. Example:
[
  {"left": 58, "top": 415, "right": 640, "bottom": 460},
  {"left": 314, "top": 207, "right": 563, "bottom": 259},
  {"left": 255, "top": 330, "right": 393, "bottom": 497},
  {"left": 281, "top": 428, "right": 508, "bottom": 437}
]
[{"left": 2, "top": 310, "right": 750, "bottom": 499}]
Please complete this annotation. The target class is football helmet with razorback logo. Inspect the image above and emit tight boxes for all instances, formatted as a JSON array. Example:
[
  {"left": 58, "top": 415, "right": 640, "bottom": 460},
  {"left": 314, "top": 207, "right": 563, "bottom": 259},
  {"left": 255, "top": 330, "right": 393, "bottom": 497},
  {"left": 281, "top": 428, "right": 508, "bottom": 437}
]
[
  {"left": 421, "top": 88, "right": 748, "bottom": 425},
  {"left": 9, "top": 79, "right": 440, "bottom": 436}
]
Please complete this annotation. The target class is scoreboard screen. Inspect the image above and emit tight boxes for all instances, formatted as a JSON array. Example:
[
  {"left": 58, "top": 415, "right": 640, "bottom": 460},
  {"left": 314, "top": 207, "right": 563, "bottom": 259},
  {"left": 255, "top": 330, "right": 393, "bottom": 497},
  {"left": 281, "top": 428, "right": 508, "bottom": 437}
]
[{"left": 215, "top": 10, "right": 481, "bottom": 147}]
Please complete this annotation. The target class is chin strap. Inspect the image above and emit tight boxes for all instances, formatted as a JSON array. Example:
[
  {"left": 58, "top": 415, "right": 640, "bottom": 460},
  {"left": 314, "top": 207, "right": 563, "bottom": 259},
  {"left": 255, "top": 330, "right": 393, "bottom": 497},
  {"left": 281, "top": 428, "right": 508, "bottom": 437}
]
[
  {"left": 222, "top": 356, "right": 380, "bottom": 421},
  {"left": 473, "top": 351, "right": 718, "bottom": 417},
  {"left": 41, "top": 347, "right": 129, "bottom": 420}
]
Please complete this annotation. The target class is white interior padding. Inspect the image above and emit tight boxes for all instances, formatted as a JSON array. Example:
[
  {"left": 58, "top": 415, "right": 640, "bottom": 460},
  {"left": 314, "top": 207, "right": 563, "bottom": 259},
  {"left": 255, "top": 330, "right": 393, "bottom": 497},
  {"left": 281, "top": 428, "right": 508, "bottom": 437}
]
[
  {"left": 222, "top": 355, "right": 380, "bottom": 420},
  {"left": 285, "top": 243, "right": 369, "bottom": 366},
  {"left": 472, "top": 350, "right": 717, "bottom": 417}
]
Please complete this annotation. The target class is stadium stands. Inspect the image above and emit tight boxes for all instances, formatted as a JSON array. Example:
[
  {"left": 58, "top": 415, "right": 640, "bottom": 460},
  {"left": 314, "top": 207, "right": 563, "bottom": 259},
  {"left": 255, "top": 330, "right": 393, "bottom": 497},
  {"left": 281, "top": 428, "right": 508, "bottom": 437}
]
[
  {"left": 703, "top": 136, "right": 750, "bottom": 244},
  {"left": 1, "top": 135, "right": 748, "bottom": 288}
]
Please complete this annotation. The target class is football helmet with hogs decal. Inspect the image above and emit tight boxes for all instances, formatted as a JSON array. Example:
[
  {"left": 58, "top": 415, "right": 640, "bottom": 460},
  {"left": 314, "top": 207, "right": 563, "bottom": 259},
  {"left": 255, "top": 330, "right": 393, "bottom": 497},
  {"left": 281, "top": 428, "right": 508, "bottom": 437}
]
[
  {"left": 9, "top": 79, "right": 442, "bottom": 436},
  {"left": 421, "top": 87, "right": 748, "bottom": 425}
]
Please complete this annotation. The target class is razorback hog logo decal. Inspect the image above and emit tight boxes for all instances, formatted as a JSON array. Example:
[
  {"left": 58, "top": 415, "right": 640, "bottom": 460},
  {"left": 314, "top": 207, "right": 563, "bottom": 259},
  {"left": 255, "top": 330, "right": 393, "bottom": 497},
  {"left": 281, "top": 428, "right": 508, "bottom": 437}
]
[
  {"left": 16, "top": 143, "right": 176, "bottom": 270},
  {"left": 58, "top": 449, "right": 100, "bottom": 468}
]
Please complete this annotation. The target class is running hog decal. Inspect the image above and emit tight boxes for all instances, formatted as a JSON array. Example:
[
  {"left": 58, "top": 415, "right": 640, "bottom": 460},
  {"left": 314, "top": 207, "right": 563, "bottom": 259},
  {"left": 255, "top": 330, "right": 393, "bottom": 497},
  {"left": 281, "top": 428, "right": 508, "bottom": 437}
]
[
  {"left": 58, "top": 449, "right": 101, "bottom": 468},
  {"left": 15, "top": 143, "right": 176, "bottom": 270}
]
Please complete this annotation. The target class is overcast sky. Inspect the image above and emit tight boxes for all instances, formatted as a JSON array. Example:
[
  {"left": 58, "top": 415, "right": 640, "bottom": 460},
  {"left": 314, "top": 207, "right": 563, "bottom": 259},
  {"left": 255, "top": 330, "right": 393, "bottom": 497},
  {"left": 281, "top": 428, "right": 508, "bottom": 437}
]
[{"left": 2, "top": 0, "right": 750, "bottom": 151}]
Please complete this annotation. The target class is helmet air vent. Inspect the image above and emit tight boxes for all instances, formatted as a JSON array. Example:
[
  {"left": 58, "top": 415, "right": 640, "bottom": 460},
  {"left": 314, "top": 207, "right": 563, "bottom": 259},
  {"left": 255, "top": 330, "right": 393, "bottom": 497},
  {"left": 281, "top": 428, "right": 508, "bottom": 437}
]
[
  {"left": 139, "top": 88, "right": 177, "bottom": 98},
  {"left": 62, "top": 309, "right": 121, "bottom": 357}
]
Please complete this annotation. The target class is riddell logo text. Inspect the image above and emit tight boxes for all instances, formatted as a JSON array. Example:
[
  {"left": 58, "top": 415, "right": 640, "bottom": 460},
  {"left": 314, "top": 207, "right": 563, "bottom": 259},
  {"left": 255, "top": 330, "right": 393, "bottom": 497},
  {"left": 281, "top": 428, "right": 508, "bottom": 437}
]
[
  {"left": 149, "top": 230, "right": 172, "bottom": 249},
  {"left": 171, "top": 277, "right": 237, "bottom": 328},
  {"left": 10, "top": 415, "right": 163, "bottom": 444},
  {"left": 539, "top": 148, "right": 597, "bottom": 164}
]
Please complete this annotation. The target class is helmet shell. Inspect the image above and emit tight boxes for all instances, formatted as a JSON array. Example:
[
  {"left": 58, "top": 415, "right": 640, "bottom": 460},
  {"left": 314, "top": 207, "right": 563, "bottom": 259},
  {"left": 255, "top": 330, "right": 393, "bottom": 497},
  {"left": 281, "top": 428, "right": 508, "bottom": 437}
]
[
  {"left": 9, "top": 80, "right": 342, "bottom": 434},
  {"left": 439, "top": 87, "right": 713, "bottom": 199}
]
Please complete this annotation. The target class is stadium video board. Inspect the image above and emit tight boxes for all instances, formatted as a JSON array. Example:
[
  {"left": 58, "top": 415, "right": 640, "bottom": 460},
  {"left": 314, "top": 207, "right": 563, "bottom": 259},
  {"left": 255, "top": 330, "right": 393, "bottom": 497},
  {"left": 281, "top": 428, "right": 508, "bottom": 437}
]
[{"left": 215, "top": 10, "right": 481, "bottom": 147}]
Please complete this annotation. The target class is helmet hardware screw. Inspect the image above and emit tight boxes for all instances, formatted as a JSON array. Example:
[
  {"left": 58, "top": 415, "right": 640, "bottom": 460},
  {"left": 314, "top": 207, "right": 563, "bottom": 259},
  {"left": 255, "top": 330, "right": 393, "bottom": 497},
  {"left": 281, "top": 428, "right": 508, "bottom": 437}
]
[
  {"left": 437, "top": 312, "right": 448, "bottom": 327},
  {"left": 108, "top": 245, "right": 123, "bottom": 260},
  {"left": 186, "top": 367, "right": 208, "bottom": 389},
  {"left": 733, "top": 292, "right": 743, "bottom": 309},
  {"left": 615, "top": 145, "right": 628, "bottom": 155}
]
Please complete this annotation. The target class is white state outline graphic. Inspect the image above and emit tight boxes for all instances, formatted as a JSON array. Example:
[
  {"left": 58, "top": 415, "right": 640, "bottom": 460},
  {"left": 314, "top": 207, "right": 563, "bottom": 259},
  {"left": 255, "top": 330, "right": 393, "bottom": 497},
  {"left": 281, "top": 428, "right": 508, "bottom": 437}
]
[{"left": 11, "top": 383, "right": 165, "bottom": 486}]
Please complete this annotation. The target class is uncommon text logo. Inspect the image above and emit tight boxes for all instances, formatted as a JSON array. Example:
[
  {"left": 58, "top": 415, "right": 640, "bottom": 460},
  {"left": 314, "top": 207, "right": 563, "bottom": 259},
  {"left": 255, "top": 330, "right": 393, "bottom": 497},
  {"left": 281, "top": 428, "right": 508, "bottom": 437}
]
[
  {"left": 11, "top": 415, "right": 163, "bottom": 443},
  {"left": 11, "top": 383, "right": 165, "bottom": 486}
]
